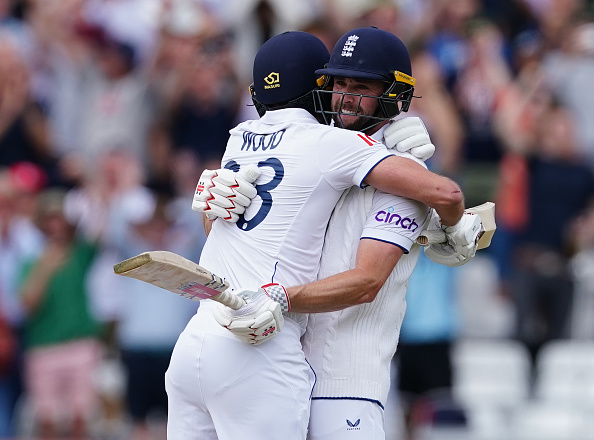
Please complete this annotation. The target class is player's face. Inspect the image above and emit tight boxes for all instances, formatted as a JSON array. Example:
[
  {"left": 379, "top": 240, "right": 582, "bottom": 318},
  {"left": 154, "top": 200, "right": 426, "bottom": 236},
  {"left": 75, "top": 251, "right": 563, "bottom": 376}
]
[{"left": 331, "top": 77, "right": 385, "bottom": 131}]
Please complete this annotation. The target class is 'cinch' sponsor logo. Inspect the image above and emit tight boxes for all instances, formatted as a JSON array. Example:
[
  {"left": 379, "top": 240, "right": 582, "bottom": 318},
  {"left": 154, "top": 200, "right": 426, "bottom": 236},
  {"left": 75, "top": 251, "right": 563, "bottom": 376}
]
[{"left": 375, "top": 207, "right": 419, "bottom": 232}]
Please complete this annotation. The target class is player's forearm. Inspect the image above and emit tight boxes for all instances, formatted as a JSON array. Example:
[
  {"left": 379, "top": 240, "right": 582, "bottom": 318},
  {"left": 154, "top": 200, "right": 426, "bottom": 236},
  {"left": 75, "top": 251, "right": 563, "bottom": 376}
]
[
  {"left": 288, "top": 239, "right": 403, "bottom": 313},
  {"left": 287, "top": 267, "right": 383, "bottom": 313},
  {"left": 366, "top": 156, "right": 464, "bottom": 226}
]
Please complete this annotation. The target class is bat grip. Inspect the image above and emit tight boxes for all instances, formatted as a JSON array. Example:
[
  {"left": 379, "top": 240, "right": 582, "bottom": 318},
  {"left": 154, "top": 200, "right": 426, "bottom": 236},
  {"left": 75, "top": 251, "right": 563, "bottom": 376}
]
[
  {"left": 416, "top": 229, "right": 447, "bottom": 246},
  {"left": 213, "top": 290, "right": 247, "bottom": 310}
]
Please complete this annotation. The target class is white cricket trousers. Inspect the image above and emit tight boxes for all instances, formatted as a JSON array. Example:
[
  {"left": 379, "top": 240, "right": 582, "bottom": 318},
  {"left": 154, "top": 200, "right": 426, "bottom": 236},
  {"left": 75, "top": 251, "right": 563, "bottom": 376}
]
[
  {"left": 308, "top": 399, "right": 385, "bottom": 440},
  {"left": 165, "top": 305, "right": 315, "bottom": 440}
]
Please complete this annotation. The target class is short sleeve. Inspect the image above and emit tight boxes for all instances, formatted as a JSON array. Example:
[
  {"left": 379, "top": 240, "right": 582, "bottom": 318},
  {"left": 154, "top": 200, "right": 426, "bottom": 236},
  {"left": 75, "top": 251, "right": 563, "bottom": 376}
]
[{"left": 361, "top": 191, "right": 431, "bottom": 253}]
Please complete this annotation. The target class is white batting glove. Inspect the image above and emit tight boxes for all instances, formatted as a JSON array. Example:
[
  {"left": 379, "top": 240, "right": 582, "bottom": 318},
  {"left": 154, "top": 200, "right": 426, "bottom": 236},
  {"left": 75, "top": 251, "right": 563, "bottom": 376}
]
[
  {"left": 192, "top": 165, "right": 261, "bottom": 222},
  {"left": 424, "top": 211, "right": 484, "bottom": 267},
  {"left": 383, "top": 117, "right": 435, "bottom": 161},
  {"left": 212, "top": 283, "right": 290, "bottom": 346},
  {"left": 424, "top": 242, "right": 473, "bottom": 267}
]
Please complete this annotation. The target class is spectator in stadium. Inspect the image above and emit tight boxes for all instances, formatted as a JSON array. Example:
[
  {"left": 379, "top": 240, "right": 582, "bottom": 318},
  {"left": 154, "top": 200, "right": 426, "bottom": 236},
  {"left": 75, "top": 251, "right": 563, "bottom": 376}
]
[{"left": 19, "top": 188, "right": 103, "bottom": 439}]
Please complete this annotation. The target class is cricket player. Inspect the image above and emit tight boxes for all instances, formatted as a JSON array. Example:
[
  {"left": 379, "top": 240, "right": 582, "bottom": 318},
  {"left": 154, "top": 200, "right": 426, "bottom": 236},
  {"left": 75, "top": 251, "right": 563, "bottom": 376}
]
[
  {"left": 300, "top": 27, "right": 471, "bottom": 439},
  {"left": 199, "top": 28, "right": 483, "bottom": 440},
  {"left": 166, "top": 31, "right": 471, "bottom": 440}
]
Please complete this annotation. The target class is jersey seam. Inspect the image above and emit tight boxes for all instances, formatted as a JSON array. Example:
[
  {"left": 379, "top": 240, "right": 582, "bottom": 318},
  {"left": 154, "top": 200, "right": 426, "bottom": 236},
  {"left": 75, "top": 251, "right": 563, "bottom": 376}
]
[{"left": 311, "top": 396, "right": 384, "bottom": 410}]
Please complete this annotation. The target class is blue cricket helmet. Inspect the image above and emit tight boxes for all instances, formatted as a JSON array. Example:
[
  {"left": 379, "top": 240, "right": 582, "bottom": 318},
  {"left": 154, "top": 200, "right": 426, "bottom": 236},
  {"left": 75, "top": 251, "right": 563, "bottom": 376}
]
[
  {"left": 315, "top": 27, "right": 416, "bottom": 131},
  {"left": 317, "top": 26, "right": 412, "bottom": 80},
  {"left": 250, "top": 31, "right": 329, "bottom": 117}
]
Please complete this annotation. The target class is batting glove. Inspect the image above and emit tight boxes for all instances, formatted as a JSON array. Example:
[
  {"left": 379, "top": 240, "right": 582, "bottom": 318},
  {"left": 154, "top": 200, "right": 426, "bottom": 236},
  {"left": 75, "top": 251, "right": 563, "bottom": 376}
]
[
  {"left": 212, "top": 283, "right": 290, "bottom": 346},
  {"left": 424, "top": 211, "right": 484, "bottom": 267},
  {"left": 424, "top": 242, "right": 474, "bottom": 267},
  {"left": 192, "top": 165, "right": 261, "bottom": 222},
  {"left": 383, "top": 117, "right": 435, "bottom": 162}
]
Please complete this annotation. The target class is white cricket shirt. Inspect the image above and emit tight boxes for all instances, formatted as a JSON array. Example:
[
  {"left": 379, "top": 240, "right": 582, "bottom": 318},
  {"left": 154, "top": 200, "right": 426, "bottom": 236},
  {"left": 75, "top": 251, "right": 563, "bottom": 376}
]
[
  {"left": 199, "top": 108, "right": 392, "bottom": 334},
  {"left": 301, "top": 125, "right": 431, "bottom": 407}
]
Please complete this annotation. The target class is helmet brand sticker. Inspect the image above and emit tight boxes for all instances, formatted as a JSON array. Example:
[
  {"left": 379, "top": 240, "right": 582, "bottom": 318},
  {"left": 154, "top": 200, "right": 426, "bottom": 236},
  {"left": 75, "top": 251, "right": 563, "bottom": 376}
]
[
  {"left": 341, "top": 35, "right": 359, "bottom": 57},
  {"left": 394, "top": 71, "right": 415, "bottom": 86},
  {"left": 264, "top": 72, "right": 280, "bottom": 89}
]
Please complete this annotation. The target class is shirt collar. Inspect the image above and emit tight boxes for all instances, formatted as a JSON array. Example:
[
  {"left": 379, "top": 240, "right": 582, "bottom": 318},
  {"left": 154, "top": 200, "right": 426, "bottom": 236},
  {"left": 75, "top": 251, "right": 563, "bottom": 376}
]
[
  {"left": 371, "top": 124, "right": 387, "bottom": 142},
  {"left": 260, "top": 108, "right": 320, "bottom": 125}
]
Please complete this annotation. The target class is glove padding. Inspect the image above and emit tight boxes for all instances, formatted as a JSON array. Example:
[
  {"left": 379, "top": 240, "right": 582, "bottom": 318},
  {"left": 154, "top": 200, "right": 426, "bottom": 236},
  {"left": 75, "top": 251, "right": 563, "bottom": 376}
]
[
  {"left": 192, "top": 165, "right": 260, "bottom": 222},
  {"left": 424, "top": 211, "right": 484, "bottom": 267},
  {"left": 383, "top": 117, "right": 435, "bottom": 162},
  {"left": 212, "top": 283, "right": 289, "bottom": 345}
]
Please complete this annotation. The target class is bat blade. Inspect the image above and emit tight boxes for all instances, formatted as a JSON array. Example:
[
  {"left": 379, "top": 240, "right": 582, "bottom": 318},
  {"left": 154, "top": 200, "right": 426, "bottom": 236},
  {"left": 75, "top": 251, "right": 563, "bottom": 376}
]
[
  {"left": 113, "top": 251, "right": 245, "bottom": 310},
  {"left": 416, "top": 202, "right": 496, "bottom": 249}
]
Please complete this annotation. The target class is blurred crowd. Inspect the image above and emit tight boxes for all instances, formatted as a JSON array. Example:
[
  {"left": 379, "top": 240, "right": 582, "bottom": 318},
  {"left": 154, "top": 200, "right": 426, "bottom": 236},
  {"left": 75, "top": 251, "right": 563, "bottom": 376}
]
[{"left": 1, "top": 0, "right": 594, "bottom": 439}]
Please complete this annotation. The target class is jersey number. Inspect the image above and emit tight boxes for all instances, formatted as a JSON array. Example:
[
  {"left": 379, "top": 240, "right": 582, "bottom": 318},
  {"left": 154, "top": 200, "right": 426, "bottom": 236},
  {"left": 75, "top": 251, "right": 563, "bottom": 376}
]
[{"left": 224, "top": 158, "right": 284, "bottom": 231}]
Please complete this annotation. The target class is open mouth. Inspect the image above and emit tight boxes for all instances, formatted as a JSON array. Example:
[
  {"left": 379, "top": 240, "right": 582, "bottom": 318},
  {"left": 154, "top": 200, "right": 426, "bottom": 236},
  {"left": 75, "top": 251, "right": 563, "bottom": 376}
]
[{"left": 337, "top": 107, "right": 361, "bottom": 116}]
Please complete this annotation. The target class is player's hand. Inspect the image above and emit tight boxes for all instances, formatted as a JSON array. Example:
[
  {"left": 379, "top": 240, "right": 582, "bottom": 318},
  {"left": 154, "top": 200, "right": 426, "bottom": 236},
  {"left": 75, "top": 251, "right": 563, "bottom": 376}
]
[
  {"left": 383, "top": 117, "right": 435, "bottom": 162},
  {"left": 423, "top": 211, "right": 484, "bottom": 267},
  {"left": 424, "top": 241, "right": 474, "bottom": 267},
  {"left": 192, "top": 165, "right": 261, "bottom": 222},
  {"left": 212, "top": 283, "right": 290, "bottom": 345}
]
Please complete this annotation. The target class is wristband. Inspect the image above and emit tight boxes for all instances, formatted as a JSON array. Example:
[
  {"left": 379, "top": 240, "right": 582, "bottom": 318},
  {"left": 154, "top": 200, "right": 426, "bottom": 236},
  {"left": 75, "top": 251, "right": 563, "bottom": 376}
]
[{"left": 262, "top": 283, "right": 291, "bottom": 313}]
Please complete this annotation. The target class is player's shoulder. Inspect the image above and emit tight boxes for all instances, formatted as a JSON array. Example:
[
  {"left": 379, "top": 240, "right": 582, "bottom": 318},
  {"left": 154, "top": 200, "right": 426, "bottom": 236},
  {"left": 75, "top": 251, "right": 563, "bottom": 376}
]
[
  {"left": 230, "top": 118, "right": 259, "bottom": 135},
  {"left": 315, "top": 125, "right": 385, "bottom": 147}
]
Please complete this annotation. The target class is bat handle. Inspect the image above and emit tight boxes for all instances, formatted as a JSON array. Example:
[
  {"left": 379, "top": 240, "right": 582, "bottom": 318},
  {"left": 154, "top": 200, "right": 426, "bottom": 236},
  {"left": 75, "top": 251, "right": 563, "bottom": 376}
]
[
  {"left": 213, "top": 290, "right": 247, "bottom": 310},
  {"left": 416, "top": 229, "right": 447, "bottom": 246}
]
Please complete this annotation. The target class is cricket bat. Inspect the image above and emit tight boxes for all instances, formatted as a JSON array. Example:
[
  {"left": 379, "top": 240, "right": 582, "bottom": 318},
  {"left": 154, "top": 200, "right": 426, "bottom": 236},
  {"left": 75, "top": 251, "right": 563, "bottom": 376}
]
[
  {"left": 113, "top": 251, "right": 246, "bottom": 310},
  {"left": 416, "top": 201, "right": 496, "bottom": 249}
]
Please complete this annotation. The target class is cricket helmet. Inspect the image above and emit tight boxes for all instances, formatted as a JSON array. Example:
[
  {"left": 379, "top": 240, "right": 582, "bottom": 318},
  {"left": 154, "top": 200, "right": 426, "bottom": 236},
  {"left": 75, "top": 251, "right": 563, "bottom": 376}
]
[{"left": 250, "top": 31, "right": 330, "bottom": 118}]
